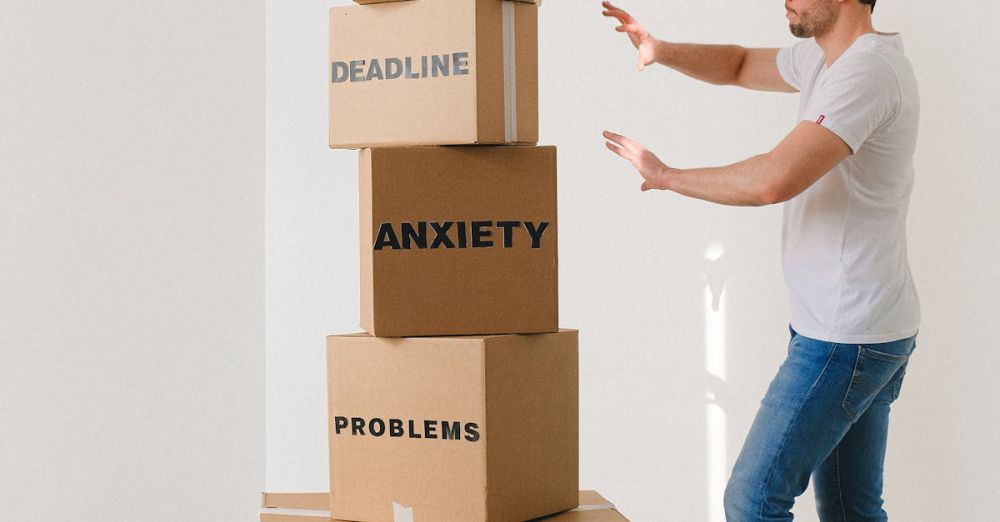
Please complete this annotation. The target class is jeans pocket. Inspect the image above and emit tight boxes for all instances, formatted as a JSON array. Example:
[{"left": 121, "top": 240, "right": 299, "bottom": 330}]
[
  {"left": 890, "top": 363, "right": 907, "bottom": 402},
  {"left": 841, "top": 346, "right": 910, "bottom": 422}
]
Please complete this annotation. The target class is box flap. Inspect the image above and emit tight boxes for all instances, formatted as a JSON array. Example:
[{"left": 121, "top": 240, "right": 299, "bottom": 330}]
[
  {"left": 576, "top": 491, "right": 610, "bottom": 507},
  {"left": 261, "top": 492, "right": 330, "bottom": 510},
  {"left": 261, "top": 491, "right": 626, "bottom": 521},
  {"left": 533, "top": 490, "right": 629, "bottom": 521}
]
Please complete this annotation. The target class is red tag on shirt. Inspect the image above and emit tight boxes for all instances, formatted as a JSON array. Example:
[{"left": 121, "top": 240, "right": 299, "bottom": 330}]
[{"left": 816, "top": 114, "right": 826, "bottom": 124}]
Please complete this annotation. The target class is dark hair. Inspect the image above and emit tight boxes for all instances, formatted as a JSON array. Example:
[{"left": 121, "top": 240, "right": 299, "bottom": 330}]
[{"left": 860, "top": 0, "right": 876, "bottom": 12}]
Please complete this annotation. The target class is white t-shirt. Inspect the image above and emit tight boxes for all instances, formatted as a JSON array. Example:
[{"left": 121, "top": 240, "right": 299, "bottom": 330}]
[{"left": 776, "top": 33, "right": 920, "bottom": 344}]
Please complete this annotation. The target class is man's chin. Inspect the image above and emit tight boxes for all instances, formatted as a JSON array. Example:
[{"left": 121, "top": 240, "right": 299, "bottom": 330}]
[{"left": 789, "top": 24, "right": 810, "bottom": 38}]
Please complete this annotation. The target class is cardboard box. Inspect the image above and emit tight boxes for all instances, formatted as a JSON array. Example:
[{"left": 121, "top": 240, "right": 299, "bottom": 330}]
[
  {"left": 359, "top": 145, "right": 558, "bottom": 337},
  {"left": 262, "top": 493, "right": 332, "bottom": 511},
  {"left": 327, "top": 329, "right": 579, "bottom": 522},
  {"left": 260, "top": 490, "right": 630, "bottom": 522},
  {"left": 329, "top": 0, "right": 540, "bottom": 148},
  {"left": 260, "top": 493, "right": 329, "bottom": 522},
  {"left": 533, "top": 491, "right": 631, "bottom": 522}
]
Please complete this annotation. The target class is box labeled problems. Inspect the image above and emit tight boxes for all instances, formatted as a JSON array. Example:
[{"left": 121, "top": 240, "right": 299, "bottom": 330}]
[
  {"left": 360, "top": 145, "right": 557, "bottom": 337},
  {"left": 327, "top": 330, "right": 579, "bottom": 522},
  {"left": 329, "top": 0, "right": 540, "bottom": 148}
]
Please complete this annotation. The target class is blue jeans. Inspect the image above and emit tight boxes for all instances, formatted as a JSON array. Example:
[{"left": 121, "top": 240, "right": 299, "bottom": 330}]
[{"left": 724, "top": 326, "right": 916, "bottom": 521}]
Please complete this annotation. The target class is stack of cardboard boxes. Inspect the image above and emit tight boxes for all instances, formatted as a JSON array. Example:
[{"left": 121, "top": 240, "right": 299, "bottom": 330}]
[{"left": 262, "top": 1, "right": 629, "bottom": 520}]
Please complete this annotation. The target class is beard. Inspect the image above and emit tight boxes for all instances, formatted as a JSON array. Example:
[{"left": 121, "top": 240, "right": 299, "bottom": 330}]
[{"left": 788, "top": 1, "right": 839, "bottom": 38}]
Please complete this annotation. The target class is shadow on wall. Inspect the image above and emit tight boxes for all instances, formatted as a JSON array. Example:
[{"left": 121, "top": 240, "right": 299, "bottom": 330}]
[{"left": 703, "top": 242, "right": 729, "bottom": 522}]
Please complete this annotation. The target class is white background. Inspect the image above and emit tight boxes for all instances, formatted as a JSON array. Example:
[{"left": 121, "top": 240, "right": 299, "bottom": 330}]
[
  {"left": 2, "top": 1, "right": 998, "bottom": 521},
  {"left": 266, "top": 1, "right": 1000, "bottom": 521},
  {"left": 0, "top": 1, "right": 264, "bottom": 521}
]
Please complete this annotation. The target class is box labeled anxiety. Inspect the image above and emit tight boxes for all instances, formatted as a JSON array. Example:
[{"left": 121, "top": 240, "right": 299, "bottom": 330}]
[
  {"left": 359, "top": 145, "right": 558, "bottom": 337},
  {"left": 329, "top": 0, "right": 541, "bottom": 148},
  {"left": 327, "top": 329, "right": 578, "bottom": 522}
]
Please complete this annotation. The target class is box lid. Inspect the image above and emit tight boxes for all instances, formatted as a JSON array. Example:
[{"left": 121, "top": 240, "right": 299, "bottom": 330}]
[
  {"left": 261, "top": 493, "right": 329, "bottom": 510},
  {"left": 259, "top": 490, "right": 629, "bottom": 521}
]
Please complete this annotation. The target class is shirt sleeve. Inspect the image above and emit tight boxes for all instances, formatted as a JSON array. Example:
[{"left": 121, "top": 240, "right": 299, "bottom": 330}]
[
  {"left": 802, "top": 54, "right": 901, "bottom": 153},
  {"left": 776, "top": 40, "right": 813, "bottom": 92}
]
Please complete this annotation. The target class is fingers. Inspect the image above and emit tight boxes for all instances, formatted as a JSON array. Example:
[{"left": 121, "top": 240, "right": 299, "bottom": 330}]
[
  {"left": 605, "top": 140, "right": 642, "bottom": 169},
  {"left": 602, "top": 130, "right": 624, "bottom": 144},
  {"left": 602, "top": 129, "right": 667, "bottom": 192},
  {"left": 604, "top": 11, "right": 634, "bottom": 24},
  {"left": 601, "top": 2, "right": 634, "bottom": 23},
  {"left": 603, "top": 10, "right": 631, "bottom": 24},
  {"left": 603, "top": 132, "right": 627, "bottom": 155},
  {"left": 602, "top": 130, "right": 643, "bottom": 156},
  {"left": 614, "top": 23, "right": 642, "bottom": 34},
  {"left": 604, "top": 140, "right": 632, "bottom": 161},
  {"left": 605, "top": 143, "right": 660, "bottom": 193},
  {"left": 602, "top": 130, "right": 630, "bottom": 153},
  {"left": 602, "top": 1, "right": 627, "bottom": 15},
  {"left": 604, "top": 139, "right": 642, "bottom": 172}
]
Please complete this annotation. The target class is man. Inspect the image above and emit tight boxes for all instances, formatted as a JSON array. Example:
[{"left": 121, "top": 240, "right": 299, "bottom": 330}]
[{"left": 601, "top": 1, "right": 920, "bottom": 520}]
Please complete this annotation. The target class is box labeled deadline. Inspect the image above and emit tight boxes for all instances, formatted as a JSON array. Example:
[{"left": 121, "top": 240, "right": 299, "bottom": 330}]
[{"left": 329, "top": 0, "right": 540, "bottom": 148}]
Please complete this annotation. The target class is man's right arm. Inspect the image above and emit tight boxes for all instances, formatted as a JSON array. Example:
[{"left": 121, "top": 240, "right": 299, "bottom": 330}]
[
  {"left": 602, "top": 2, "right": 796, "bottom": 93},
  {"left": 655, "top": 43, "right": 797, "bottom": 93}
]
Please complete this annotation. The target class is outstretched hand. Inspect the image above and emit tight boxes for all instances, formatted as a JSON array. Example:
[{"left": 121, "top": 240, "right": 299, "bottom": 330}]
[
  {"left": 601, "top": 1, "right": 657, "bottom": 71},
  {"left": 603, "top": 131, "right": 672, "bottom": 192}
]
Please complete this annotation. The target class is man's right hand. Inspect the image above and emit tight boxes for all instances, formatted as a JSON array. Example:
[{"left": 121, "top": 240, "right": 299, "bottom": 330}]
[{"left": 601, "top": 1, "right": 658, "bottom": 71}]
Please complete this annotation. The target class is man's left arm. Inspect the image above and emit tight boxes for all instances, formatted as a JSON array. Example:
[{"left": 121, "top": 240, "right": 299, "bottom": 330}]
[{"left": 603, "top": 121, "right": 851, "bottom": 206}]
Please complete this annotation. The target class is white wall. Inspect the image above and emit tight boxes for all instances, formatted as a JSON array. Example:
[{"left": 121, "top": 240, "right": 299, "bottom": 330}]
[
  {"left": 0, "top": 2, "right": 265, "bottom": 521},
  {"left": 266, "top": 1, "right": 1000, "bottom": 520}
]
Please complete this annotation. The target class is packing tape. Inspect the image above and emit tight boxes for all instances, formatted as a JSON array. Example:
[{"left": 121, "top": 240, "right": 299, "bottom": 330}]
[
  {"left": 569, "top": 502, "right": 617, "bottom": 512},
  {"left": 502, "top": 0, "right": 517, "bottom": 142},
  {"left": 393, "top": 500, "right": 414, "bottom": 522}
]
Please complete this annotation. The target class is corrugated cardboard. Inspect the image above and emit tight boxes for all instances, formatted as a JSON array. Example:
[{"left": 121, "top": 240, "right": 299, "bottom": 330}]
[
  {"left": 259, "top": 490, "right": 630, "bottom": 521},
  {"left": 260, "top": 508, "right": 329, "bottom": 522},
  {"left": 533, "top": 491, "right": 631, "bottom": 521},
  {"left": 359, "top": 145, "right": 558, "bottom": 337},
  {"left": 327, "top": 330, "right": 579, "bottom": 522},
  {"left": 262, "top": 493, "right": 332, "bottom": 511},
  {"left": 329, "top": 0, "right": 539, "bottom": 148}
]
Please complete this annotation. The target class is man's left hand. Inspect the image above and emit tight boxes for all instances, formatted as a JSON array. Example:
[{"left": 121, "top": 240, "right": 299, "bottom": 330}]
[{"left": 603, "top": 130, "right": 672, "bottom": 192}]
